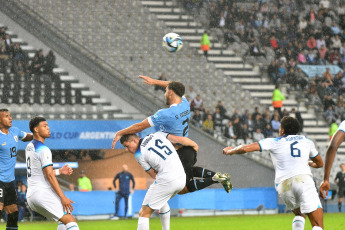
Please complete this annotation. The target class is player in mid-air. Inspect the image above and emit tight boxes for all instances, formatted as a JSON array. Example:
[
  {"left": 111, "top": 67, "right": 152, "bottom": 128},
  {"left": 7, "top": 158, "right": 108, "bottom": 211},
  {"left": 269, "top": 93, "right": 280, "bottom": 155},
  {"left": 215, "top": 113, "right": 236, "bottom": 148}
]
[
  {"left": 223, "top": 116, "right": 324, "bottom": 230},
  {"left": 120, "top": 131, "right": 199, "bottom": 230},
  {"left": 319, "top": 120, "right": 345, "bottom": 199},
  {"left": 25, "top": 117, "right": 80, "bottom": 230},
  {"left": 112, "top": 75, "right": 231, "bottom": 194},
  {"left": 0, "top": 108, "right": 33, "bottom": 230}
]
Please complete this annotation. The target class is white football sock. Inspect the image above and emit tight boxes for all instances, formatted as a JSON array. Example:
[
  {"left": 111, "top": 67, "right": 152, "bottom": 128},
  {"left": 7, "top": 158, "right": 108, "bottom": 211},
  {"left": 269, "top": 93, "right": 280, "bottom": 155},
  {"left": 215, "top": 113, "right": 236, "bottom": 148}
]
[
  {"left": 137, "top": 217, "right": 149, "bottom": 230},
  {"left": 65, "top": 222, "right": 79, "bottom": 230},
  {"left": 312, "top": 226, "right": 323, "bottom": 230},
  {"left": 292, "top": 216, "right": 305, "bottom": 230},
  {"left": 57, "top": 221, "right": 66, "bottom": 230},
  {"left": 159, "top": 203, "right": 171, "bottom": 230}
]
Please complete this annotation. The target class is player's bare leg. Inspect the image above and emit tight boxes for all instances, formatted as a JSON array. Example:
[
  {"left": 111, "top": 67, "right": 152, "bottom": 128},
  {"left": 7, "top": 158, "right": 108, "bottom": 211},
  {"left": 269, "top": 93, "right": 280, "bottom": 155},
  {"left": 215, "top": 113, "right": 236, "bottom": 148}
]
[
  {"left": 4, "top": 204, "right": 19, "bottom": 230},
  {"left": 307, "top": 208, "right": 323, "bottom": 229},
  {"left": 59, "top": 214, "right": 80, "bottom": 230},
  {"left": 138, "top": 206, "right": 155, "bottom": 230},
  {"left": 292, "top": 209, "right": 306, "bottom": 230}
]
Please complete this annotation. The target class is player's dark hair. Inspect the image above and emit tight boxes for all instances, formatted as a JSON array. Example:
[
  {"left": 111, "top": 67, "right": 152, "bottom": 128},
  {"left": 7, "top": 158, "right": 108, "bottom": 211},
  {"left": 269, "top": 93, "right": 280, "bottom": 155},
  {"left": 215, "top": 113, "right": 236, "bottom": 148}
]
[
  {"left": 120, "top": 134, "right": 139, "bottom": 145},
  {"left": 0, "top": 108, "right": 9, "bottom": 112},
  {"left": 168, "top": 81, "right": 185, "bottom": 97},
  {"left": 29, "top": 116, "right": 46, "bottom": 133},
  {"left": 280, "top": 116, "right": 301, "bottom": 135}
]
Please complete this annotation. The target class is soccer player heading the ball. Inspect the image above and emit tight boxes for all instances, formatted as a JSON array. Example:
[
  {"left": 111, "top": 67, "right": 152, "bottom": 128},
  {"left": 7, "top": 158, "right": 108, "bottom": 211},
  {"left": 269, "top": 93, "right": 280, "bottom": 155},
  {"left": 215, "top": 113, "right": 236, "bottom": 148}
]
[
  {"left": 223, "top": 116, "right": 324, "bottom": 230},
  {"left": 112, "top": 75, "right": 232, "bottom": 194},
  {"left": 0, "top": 109, "right": 33, "bottom": 230},
  {"left": 25, "top": 117, "right": 79, "bottom": 230}
]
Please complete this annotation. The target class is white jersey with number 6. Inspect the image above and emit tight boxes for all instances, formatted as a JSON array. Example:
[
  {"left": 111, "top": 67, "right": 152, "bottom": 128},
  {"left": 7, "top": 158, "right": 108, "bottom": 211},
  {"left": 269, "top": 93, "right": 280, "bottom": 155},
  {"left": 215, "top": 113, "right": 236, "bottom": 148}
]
[
  {"left": 259, "top": 135, "right": 319, "bottom": 184},
  {"left": 136, "top": 131, "right": 185, "bottom": 184}
]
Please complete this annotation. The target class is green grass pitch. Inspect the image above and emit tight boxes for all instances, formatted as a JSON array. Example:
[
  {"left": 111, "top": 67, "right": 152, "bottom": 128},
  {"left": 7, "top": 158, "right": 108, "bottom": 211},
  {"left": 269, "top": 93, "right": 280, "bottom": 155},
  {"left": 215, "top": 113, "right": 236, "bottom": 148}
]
[{"left": 1, "top": 213, "right": 344, "bottom": 230}]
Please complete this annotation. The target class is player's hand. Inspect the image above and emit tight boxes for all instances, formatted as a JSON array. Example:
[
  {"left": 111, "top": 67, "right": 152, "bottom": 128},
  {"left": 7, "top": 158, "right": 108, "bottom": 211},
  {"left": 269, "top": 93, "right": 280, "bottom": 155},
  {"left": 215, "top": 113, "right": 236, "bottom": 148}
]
[
  {"left": 61, "top": 196, "right": 75, "bottom": 213},
  {"left": 112, "top": 132, "right": 121, "bottom": 149},
  {"left": 139, "top": 75, "right": 155, "bottom": 85},
  {"left": 223, "top": 146, "right": 234, "bottom": 155},
  {"left": 60, "top": 164, "right": 73, "bottom": 176},
  {"left": 130, "top": 189, "right": 134, "bottom": 194},
  {"left": 193, "top": 144, "right": 199, "bottom": 153},
  {"left": 319, "top": 180, "right": 330, "bottom": 199}
]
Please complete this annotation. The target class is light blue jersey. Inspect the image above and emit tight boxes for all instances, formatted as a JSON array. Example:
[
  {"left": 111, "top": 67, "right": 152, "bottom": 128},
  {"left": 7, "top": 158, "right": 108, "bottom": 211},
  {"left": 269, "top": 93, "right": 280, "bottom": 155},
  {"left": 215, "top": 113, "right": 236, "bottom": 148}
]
[
  {"left": 147, "top": 96, "right": 191, "bottom": 137},
  {"left": 0, "top": 127, "right": 26, "bottom": 182}
]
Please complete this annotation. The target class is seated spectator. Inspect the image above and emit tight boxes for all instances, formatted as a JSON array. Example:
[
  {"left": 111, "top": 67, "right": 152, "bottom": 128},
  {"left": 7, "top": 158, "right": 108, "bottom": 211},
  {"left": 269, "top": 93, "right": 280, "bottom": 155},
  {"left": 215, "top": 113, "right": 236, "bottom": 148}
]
[
  {"left": 318, "top": 45, "right": 329, "bottom": 65},
  {"left": 223, "top": 120, "right": 235, "bottom": 139},
  {"left": 278, "top": 35, "right": 289, "bottom": 49},
  {"left": 154, "top": 74, "right": 167, "bottom": 92},
  {"left": 316, "top": 36, "right": 326, "bottom": 50},
  {"left": 319, "top": 0, "right": 330, "bottom": 9},
  {"left": 331, "top": 22, "right": 341, "bottom": 35},
  {"left": 297, "top": 51, "right": 306, "bottom": 64},
  {"left": 213, "top": 107, "right": 224, "bottom": 132},
  {"left": 270, "top": 36, "right": 279, "bottom": 50},
  {"left": 223, "top": 28, "right": 235, "bottom": 48},
  {"left": 307, "top": 36, "right": 317, "bottom": 50},
  {"left": 191, "top": 109, "right": 203, "bottom": 128},
  {"left": 329, "top": 49, "right": 341, "bottom": 65},
  {"left": 324, "top": 105, "right": 337, "bottom": 124},
  {"left": 263, "top": 124, "right": 273, "bottom": 138},
  {"left": 216, "top": 100, "right": 230, "bottom": 120},
  {"left": 334, "top": 101, "right": 345, "bottom": 121},
  {"left": 231, "top": 109, "right": 241, "bottom": 121},
  {"left": 249, "top": 40, "right": 265, "bottom": 57},
  {"left": 277, "top": 63, "right": 286, "bottom": 81},
  {"left": 43, "top": 50, "right": 56, "bottom": 75},
  {"left": 13, "top": 60, "right": 26, "bottom": 77},
  {"left": 202, "top": 114, "right": 214, "bottom": 135},
  {"left": 295, "top": 68, "right": 309, "bottom": 90},
  {"left": 306, "top": 49, "right": 317, "bottom": 65},
  {"left": 268, "top": 60, "right": 279, "bottom": 84},
  {"left": 324, "top": 94, "right": 336, "bottom": 111},
  {"left": 233, "top": 117, "right": 243, "bottom": 142},
  {"left": 190, "top": 94, "right": 203, "bottom": 112},
  {"left": 253, "top": 128, "right": 265, "bottom": 142},
  {"left": 3, "top": 34, "right": 12, "bottom": 55},
  {"left": 271, "top": 114, "right": 280, "bottom": 136},
  {"left": 298, "top": 18, "right": 307, "bottom": 31},
  {"left": 331, "top": 35, "right": 342, "bottom": 49}
]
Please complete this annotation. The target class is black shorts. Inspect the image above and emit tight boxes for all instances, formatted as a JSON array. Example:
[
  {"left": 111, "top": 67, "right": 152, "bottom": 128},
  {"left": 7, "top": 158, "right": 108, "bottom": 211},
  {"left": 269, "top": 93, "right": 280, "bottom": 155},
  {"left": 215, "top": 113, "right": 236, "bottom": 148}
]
[
  {"left": 0, "top": 181, "right": 17, "bottom": 206},
  {"left": 177, "top": 146, "right": 197, "bottom": 182},
  {"left": 338, "top": 188, "right": 345, "bottom": 198}
]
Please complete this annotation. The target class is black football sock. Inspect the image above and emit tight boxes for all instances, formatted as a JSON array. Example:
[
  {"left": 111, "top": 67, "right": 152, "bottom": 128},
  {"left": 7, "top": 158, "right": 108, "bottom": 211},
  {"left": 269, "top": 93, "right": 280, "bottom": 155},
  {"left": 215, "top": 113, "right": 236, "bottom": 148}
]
[
  {"left": 186, "top": 178, "right": 217, "bottom": 193},
  {"left": 192, "top": 167, "right": 216, "bottom": 178},
  {"left": 339, "top": 202, "right": 342, "bottom": 212}
]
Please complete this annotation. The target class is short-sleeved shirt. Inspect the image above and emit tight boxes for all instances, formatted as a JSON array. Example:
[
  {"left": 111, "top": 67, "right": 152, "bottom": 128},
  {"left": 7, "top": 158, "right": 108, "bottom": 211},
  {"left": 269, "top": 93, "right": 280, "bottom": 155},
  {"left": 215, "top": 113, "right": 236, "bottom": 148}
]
[
  {"left": 0, "top": 127, "right": 26, "bottom": 182},
  {"left": 335, "top": 171, "right": 345, "bottom": 189},
  {"left": 147, "top": 96, "right": 191, "bottom": 137},
  {"left": 135, "top": 132, "right": 185, "bottom": 184},
  {"left": 259, "top": 135, "right": 319, "bottom": 184},
  {"left": 25, "top": 140, "right": 53, "bottom": 197},
  {"left": 337, "top": 120, "right": 345, "bottom": 133}
]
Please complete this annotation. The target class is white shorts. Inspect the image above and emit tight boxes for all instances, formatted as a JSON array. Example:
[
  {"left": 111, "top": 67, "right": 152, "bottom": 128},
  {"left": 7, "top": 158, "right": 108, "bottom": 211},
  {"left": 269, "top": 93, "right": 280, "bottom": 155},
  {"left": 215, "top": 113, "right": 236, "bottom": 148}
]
[
  {"left": 276, "top": 174, "right": 322, "bottom": 214},
  {"left": 27, "top": 188, "right": 64, "bottom": 221},
  {"left": 143, "top": 175, "right": 186, "bottom": 210}
]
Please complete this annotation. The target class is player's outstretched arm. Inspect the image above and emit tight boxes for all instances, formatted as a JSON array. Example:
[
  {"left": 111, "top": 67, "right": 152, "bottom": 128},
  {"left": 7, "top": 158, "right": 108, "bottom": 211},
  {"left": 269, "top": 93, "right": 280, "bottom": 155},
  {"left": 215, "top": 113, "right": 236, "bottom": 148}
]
[
  {"left": 43, "top": 166, "right": 75, "bottom": 213},
  {"left": 320, "top": 130, "right": 345, "bottom": 198},
  {"left": 139, "top": 75, "right": 170, "bottom": 88},
  {"left": 223, "top": 143, "right": 261, "bottom": 155},
  {"left": 308, "top": 154, "right": 323, "bottom": 168},
  {"left": 111, "top": 119, "right": 151, "bottom": 149},
  {"left": 167, "top": 134, "right": 199, "bottom": 152}
]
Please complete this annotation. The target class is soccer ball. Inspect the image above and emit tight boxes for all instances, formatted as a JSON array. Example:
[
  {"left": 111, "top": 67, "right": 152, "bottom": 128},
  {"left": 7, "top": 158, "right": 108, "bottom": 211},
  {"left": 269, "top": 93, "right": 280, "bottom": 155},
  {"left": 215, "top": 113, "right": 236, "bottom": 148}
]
[{"left": 162, "top": 33, "right": 183, "bottom": 52}]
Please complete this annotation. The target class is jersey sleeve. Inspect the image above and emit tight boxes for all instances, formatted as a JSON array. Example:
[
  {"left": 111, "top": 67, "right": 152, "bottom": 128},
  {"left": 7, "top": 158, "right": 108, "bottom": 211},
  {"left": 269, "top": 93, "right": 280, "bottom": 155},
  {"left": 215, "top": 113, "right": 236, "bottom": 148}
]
[
  {"left": 148, "top": 109, "right": 170, "bottom": 127},
  {"left": 134, "top": 151, "right": 152, "bottom": 172},
  {"left": 338, "top": 121, "right": 345, "bottom": 133},
  {"left": 13, "top": 127, "right": 27, "bottom": 140},
  {"left": 258, "top": 138, "right": 276, "bottom": 151},
  {"left": 308, "top": 140, "right": 319, "bottom": 158},
  {"left": 39, "top": 147, "right": 53, "bottom": 169}
]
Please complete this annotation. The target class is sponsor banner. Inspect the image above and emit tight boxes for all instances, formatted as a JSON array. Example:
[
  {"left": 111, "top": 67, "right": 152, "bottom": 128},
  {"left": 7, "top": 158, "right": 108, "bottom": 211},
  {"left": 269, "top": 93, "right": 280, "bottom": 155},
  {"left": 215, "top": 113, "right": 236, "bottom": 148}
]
[
  {"left": 297, "top": 65, "right": 343, "bottom": 78},
  {"left": 13, "top": 120, "right": 157, "bottom": 150}
]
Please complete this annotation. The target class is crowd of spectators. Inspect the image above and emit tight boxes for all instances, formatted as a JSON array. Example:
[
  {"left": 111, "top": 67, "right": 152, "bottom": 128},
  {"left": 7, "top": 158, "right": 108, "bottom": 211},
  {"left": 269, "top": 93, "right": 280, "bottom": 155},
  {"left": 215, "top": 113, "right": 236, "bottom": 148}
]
[
  {"left": 201, "top": 0, "right": 345, "bottom": 125},
  {"left": 186, "top": 89, "right": 304, "bottom": 144},
  {"left": 0, "top": 26, "right": 56, "bottom": 78}
]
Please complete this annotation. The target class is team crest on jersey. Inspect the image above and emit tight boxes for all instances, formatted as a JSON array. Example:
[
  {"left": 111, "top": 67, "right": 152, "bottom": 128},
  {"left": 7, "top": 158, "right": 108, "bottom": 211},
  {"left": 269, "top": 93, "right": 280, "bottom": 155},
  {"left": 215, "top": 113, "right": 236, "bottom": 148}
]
[
  {"left": 14, "top": 136, "right": 18, "bottom": 142},
  {"left": 153, "top": 113, "right": 161, "bottom": 120}
]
